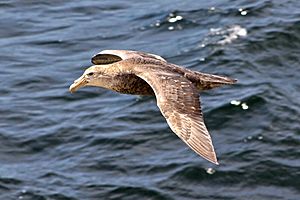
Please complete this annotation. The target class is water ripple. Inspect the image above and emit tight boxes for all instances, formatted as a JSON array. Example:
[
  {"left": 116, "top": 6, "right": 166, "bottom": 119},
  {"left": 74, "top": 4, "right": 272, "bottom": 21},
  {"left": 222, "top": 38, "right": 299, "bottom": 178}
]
[{"left": 1, "top": 0, "right": 300, "bottom": 199}]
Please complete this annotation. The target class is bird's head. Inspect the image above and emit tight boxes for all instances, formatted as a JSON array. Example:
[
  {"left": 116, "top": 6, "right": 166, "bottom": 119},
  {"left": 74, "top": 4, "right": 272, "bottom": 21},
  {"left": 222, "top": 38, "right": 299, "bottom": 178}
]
[{"left": 69, "top": 65, "right": 113, "bottom": 93}]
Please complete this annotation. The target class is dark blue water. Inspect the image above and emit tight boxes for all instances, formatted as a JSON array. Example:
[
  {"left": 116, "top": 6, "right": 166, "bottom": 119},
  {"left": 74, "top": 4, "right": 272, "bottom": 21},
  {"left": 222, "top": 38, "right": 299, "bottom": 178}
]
[{"left": 1, "top": 0, "right": 300, "bottom": 199}]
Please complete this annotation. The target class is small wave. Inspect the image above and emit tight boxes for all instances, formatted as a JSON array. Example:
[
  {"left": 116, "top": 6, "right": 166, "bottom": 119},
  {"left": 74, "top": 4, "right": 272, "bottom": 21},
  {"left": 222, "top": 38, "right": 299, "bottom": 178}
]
[
  {"left": 107, "top": 186, "right": 171, "bottom": 200},
  {"left": 17, "top": 189, "right": 78, "bottom": 200},
  {"left": 209, "top": 25, "right": 247, "bottom": 45},
  {"left": 137, "top": 11, "right": 200, "bottom": 32}
]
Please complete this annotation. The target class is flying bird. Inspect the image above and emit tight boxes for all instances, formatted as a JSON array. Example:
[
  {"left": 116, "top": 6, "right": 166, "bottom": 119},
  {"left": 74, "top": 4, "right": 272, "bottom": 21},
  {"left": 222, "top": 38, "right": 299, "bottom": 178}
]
[{"left": 69, "top": 50, "right": 237, "bottom": 164}]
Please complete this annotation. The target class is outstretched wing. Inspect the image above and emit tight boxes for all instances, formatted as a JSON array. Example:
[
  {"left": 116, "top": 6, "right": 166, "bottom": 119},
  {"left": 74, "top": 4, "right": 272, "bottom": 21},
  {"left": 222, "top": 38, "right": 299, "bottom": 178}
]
[
  {"left": 91, "top": 50, "right": 166, "bottom": 65},
  {"left": 135, "top": 69, "right": 218, "bottom": 164}
]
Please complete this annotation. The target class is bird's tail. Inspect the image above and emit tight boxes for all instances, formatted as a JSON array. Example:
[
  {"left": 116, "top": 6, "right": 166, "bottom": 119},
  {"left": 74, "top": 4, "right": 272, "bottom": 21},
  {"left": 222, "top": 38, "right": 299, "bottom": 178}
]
[{"left": 185, "top": 71, "right": 237, "bottom": 91}]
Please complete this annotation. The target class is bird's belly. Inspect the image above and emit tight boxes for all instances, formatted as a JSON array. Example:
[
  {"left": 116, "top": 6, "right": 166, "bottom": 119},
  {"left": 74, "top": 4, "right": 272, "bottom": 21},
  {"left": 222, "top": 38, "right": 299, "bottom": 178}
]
[{"left": 112, "top": 74, "right": 154, "bottom": 96}]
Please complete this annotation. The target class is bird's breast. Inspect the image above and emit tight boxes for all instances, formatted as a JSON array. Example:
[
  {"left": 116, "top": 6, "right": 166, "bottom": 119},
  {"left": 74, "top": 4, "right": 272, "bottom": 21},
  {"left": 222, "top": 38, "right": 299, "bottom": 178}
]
[{"left": 110, "top": 74, "right": 154, "bottom": 96}]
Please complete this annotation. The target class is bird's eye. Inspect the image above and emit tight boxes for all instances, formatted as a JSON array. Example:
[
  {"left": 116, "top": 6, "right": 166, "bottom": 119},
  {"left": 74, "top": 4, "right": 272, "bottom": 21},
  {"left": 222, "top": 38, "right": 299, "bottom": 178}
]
[{"left": 87, "top": 72, "right": 94, "bottom": 76}]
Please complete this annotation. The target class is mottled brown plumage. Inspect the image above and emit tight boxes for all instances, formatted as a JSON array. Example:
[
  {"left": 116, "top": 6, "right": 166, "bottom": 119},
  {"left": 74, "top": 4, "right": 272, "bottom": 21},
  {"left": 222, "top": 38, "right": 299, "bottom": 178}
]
[
  {"left": 109, "top": 73, "right": 154, "bottom": 95},
  {"left": 69, "top": 50, "right": 237, "bottom": 164}
]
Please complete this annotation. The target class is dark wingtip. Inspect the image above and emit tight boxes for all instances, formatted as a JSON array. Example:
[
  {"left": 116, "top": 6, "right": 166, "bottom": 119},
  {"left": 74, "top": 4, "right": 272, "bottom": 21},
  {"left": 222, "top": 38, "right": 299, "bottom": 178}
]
[{"left": 91, "top": 54, "right": 122, "bottom": 65}]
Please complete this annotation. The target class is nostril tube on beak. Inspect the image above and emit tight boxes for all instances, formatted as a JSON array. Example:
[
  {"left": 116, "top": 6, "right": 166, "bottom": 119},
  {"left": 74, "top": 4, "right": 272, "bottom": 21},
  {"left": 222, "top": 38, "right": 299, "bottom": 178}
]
[{"left": 69, "top": 76, "right": 87, "bottom": 93}]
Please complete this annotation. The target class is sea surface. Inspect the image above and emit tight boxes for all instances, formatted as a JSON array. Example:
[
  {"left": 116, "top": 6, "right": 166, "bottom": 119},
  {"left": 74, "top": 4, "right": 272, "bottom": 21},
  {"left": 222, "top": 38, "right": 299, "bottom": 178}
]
[{"left": 1, "top": 0, "right": 300, "bottom": 199}]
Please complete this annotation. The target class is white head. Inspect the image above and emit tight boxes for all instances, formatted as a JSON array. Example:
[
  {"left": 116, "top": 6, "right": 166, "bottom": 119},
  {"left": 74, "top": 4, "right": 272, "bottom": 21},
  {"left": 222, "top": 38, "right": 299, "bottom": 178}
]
[{"left": 69, "top": 65, "right": 114, "bottom": 93}]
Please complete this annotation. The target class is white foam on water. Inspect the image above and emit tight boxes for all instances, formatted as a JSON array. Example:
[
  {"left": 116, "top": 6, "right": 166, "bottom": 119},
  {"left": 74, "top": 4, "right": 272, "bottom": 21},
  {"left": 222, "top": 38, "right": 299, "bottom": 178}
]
[{"left": 209, "top": 25, "right": 247, "bottom": 45}]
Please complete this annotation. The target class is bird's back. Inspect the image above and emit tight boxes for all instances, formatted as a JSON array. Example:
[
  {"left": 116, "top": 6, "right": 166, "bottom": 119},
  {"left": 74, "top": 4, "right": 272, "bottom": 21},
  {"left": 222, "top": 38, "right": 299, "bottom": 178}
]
[{"left": 124, "top": 57, "right": 236, "bottom": 92}]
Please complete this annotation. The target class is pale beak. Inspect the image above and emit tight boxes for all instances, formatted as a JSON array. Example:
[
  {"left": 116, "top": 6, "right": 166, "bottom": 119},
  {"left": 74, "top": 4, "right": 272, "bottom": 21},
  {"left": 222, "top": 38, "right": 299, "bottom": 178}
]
[{"left": 69, "top": 75, "right": 87, "bottom": 93}]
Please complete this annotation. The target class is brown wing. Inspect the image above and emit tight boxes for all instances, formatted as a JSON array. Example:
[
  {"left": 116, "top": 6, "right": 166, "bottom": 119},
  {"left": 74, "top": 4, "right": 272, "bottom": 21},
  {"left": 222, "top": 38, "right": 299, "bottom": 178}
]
[
  {"left": 91, "top": 50, "right": 166, "bottom": 65},
  {"left": 135, "top": 69, "right": 218, "bottom": 164},
  {"left": 91, "top": 54, "right": 122, "bottom": 65}
]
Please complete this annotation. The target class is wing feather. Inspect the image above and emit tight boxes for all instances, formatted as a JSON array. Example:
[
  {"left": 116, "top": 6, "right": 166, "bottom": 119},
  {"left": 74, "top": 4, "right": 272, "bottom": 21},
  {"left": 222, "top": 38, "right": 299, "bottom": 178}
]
[
  {"left": 135, "top": 69, "right": 218, "bottom": 164},
  {"left": 92, "top": 50, "right": 166, "bottom": 65}
]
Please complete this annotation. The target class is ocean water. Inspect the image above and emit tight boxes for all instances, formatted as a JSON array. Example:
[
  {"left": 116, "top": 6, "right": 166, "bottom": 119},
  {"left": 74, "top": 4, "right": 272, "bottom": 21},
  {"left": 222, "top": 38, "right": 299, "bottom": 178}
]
[{"left": 1, "top": 0, "right": 300, "bottom": 199}]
